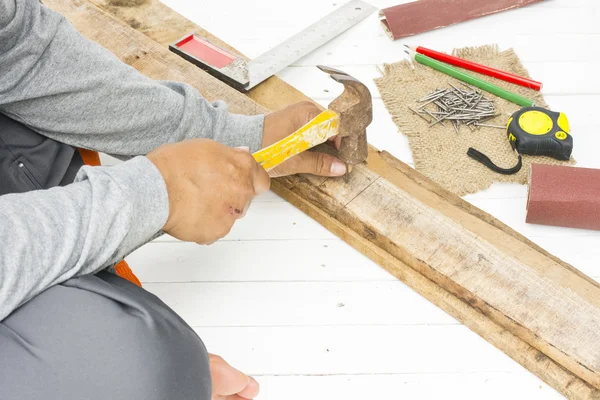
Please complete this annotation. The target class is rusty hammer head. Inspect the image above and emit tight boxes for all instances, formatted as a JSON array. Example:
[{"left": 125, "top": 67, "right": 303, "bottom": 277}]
[{"left": 318, "top": 65, "right": 372, "bottom": 169}]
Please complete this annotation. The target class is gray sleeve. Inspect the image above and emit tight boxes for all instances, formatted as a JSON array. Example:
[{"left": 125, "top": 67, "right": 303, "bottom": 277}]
[
  {"left": 0, "top": 157, "right": 169, "bottom": 321},
  {"left": 0, "top": 0, "right": 264, "bottom": 156}
]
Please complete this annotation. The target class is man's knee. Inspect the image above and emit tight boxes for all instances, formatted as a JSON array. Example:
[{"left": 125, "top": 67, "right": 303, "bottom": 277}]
[{"left": 0, "top": 272, "right": 211, "bottom": 400}]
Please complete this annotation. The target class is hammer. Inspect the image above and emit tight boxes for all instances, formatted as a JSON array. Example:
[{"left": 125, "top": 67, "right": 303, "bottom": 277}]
[{"left": 253, "top": 66, "right": 373, "bottom": 178}]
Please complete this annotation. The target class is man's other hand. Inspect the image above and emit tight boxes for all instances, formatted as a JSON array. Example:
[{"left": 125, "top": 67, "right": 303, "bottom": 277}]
[
  {"left": 262, "top": 101, "right": 347, "bottom": 178},
  {"left": 147, "top": 139, "right": 270, "bottom": 244},
  {"left": 209, "top": 354, "right": 259, "bottom": 400}
]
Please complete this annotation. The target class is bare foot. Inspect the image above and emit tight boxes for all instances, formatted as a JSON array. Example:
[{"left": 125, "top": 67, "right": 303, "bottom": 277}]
[{"left": 209, "top": 354, "right": 260, "bottom": 400}]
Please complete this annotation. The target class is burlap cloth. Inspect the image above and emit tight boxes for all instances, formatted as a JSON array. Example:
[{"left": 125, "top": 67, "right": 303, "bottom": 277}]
[{"left": 374, "top": 44, "right": 574, "bottom": 196}]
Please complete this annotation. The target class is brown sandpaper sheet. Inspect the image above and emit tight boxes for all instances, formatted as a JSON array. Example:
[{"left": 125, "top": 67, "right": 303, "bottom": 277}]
[
  {"left": 379, "top": 0, "right": 544, "bottom": 41},
  {"left": 527, "top": 164, "right": 600, "bottom": 231}
]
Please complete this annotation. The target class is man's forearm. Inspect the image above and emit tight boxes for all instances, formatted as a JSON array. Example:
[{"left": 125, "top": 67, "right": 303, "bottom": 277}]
[
  {"left": 0, "top": 157, "right": 168, "bottom": 321},
  {"left": 0, "top": 0, "right": 264, "bottom": 155}
]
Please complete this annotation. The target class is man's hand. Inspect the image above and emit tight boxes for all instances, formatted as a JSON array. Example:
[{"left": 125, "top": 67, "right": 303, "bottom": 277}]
[
  {"left": 209, "top": 354, "right": 259, "bottom": 400},
  {"left": 147, "top": 139, "right": 270, "bottom": 244},
  {"left": 262, "top": 101, "right": 346, "bottom": 177}
]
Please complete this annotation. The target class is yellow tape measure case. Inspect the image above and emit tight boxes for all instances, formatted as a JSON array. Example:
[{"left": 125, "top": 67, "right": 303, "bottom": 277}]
[{"left": 507, "top": 107, "right": 573, "bottom": 161}]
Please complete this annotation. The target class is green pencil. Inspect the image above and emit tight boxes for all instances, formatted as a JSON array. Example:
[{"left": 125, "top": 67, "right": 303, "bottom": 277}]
[{"left": 405, "top": 50, "right": 535, "bottom": 107}]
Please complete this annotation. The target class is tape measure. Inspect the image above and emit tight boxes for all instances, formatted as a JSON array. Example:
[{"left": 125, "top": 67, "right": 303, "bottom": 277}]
[
  {"left": 467, "top": 106, "right": 573, "bottom": 175},
  {"left": 507, "top": 107, "right": 572, "bottom": 160}
]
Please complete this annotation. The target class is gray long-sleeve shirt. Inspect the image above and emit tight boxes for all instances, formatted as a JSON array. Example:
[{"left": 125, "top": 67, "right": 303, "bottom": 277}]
[{"left": 0, "top": 0, "right": 265, "bottom": 320}]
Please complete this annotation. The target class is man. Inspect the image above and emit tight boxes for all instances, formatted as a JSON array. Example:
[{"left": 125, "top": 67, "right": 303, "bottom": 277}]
[{"left": 0, "top": 0, "right": 347, "bottom": 399}]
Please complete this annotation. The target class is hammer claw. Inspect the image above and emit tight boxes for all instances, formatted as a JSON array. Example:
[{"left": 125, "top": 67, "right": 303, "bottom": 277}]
[
  {"left": 317, "top": 65, "right": 350, "bottom": 77},
  {"left": 318, "top": 65, "right": 372, "bottom": 170}
]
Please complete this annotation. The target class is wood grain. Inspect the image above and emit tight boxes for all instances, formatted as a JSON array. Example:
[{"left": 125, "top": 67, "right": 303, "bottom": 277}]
[{"left": 45, "top": 0, "right": 600, "bottom": 397}]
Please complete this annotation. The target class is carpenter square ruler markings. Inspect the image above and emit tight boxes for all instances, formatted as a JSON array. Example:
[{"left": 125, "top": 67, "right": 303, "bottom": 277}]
[{"left": 169, "top": 0, "right": 376, "bottom": 92}]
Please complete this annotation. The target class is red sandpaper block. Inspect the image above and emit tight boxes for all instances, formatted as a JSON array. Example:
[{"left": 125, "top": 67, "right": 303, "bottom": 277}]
[
  {"left": 527, "top": 164, "right": 600, "bottom": 231},
  {"left": 379, "top": 0, "right": 544, "bottom": 41}
]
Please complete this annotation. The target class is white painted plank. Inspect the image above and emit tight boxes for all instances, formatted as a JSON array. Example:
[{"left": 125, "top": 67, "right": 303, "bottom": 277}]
[
  {"left": 279, "top": 64, "right": 600, "bottom": 101},
  {"left": 278, "top": 33, "right": 600, "bottom": 66},
  {"left": 464, "top": 183, "right": 529, "bottom": 200},
  {"left": 256, "top": 373, "right": 562, "bottom": 400},
  {"left": 470, "top": 197, "right": 600, "bottom": 238},
  {"left": 193, "top": 325, "right": 522, "bottom": 374},
  {"left": 281, "top": 65, "right": 379, "bottom": 100},
  {"left": 128, "top": 240, "right": 396, "bottom": 282},
  {"left": 529, "top": 236, "right": 600, "bottom": 281},
  {"left": 230, "top": 14, "right": 600, "bottom": 65},
  {"left": 528, "top": 62, "right": 600, "bottom": 94},
  {"left": 361, "top": 99, "right": 414, "bottom": 163},
  {"left": 143, "top": 281, "right": 457, "bottom": 326},
  {"left": 163, "top": 1, "right": 597, "bottom": 51},
  {"left": 131, "top": 235, "right": 600, "bottom": 284},
  {"left": 163, "top": 0, "right": 343, "bottom": 53},
  {"left": 545, "top": 95, "right": 600, "bottom": 127},
  {"left": 154, "top": 201, "right": 338, "bottom": 242}
]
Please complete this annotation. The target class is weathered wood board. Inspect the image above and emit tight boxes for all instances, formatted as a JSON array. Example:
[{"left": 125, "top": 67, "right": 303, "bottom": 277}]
[{"left": 45, "top": 1, "right": 600, "bottom": 398}]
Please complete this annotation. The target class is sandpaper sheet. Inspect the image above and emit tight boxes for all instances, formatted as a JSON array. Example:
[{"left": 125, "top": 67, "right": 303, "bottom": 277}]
[
  {"left": 379, "top": 0, "right": 544, "bottom": 41},
  {"left": 527, "top": 164, "right": 600, "bottom": 231}
]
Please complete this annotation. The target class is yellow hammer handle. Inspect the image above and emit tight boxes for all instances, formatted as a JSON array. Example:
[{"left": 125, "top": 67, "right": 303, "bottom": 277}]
[{"left": 253, "top": 110, "right": 339, "bottom": 171}]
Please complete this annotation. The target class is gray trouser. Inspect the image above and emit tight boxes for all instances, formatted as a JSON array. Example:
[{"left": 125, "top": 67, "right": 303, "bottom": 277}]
[{"left": 0, "top": 271, "right": 211, "bottom": 400}]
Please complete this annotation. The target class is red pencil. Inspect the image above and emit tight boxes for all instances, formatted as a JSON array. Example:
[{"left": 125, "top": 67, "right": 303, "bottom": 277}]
[{"left": 405, "top": 45, "right": 542, "bottom": 91}]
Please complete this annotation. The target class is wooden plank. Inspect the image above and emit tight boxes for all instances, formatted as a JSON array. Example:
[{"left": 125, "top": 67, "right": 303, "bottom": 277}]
[
  {"left": 373, "top": 150, "right": 600, "bottom": 287},
  {"left": 45, "top": 1, "right": 600, "bottom": 397}
]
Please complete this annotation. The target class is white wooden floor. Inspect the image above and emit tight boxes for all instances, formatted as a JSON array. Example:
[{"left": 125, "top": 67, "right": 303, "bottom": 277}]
[{"left": 123, "top": 0, "right": 600, "bottom": 398}]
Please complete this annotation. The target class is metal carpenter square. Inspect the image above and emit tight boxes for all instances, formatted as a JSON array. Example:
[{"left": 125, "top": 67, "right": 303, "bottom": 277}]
[
  {"left": 169, "top": 34, "right": 250, "bottom": 91},
  {"left": 169, "top": 1, "right": 375, "bottom": 92},
  {"left": 247, "top": 0, "right": 375, "bottom": 89}
]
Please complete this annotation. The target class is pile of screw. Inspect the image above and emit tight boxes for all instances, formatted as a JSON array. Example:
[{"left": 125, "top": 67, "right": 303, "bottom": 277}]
[{"left": 408, "top": 83, "right": 505, "bottom": 133}]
